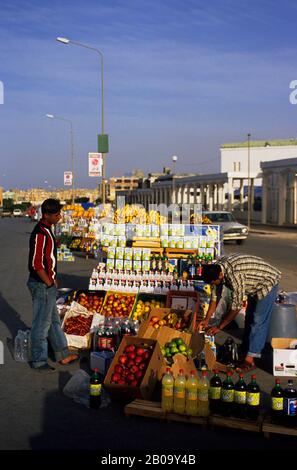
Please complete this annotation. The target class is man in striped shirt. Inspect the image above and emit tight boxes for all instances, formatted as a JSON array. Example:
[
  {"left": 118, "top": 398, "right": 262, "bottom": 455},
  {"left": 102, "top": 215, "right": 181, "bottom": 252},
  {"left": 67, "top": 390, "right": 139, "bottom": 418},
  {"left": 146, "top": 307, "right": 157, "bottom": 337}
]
[
  {"left": 27, "top": 199, "right": 78, "bottom": 373},
  {"left": 200, "top": 254, "right": 281, "bottom": 371}
]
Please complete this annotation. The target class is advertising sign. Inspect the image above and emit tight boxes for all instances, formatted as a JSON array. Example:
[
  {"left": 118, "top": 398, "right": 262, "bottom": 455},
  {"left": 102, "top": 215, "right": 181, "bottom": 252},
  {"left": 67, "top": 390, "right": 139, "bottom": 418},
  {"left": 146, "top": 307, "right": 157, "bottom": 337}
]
[
  {"left": 88, "top": 153, "right": 102, "bottom": 177},
  {"left": 64, "top": 171, "right": 73, "bottom": 186}
]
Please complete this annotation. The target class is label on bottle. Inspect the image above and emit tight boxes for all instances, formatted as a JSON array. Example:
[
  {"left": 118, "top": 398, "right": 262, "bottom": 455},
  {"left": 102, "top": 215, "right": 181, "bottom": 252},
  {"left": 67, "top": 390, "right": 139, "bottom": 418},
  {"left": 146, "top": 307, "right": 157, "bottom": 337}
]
[
  {"left": 163, "top": 385, "right": 173, "bottom": 397},
  {"left": 284, "top": 398, "right": 297, "bottom": 416},
  {"left": 221, "top": 389, "right": 234, "bottom": 403},
  {"left": 90, "top": 384, "right": 101, "bottom": 396},
  {"left": 272, "top": 397, "right": 283, "bottom": 411},
  {"left": 187, "top": 391, "right": 197, "bottom": 401},
  {"left": 210, "top": 387, "right": 221, "bottom": 400},
  {"left": 174, "top": 387, "right": 185, "bottom": 399},
  {"left": 198, "top": 390, "right": 208, "bottom": 402},
  {"left": 247, "top": 392, "right": 260, "bottom": 406},
  {"left": 234, "top": 391, "right": 247, "bottom": 404}
]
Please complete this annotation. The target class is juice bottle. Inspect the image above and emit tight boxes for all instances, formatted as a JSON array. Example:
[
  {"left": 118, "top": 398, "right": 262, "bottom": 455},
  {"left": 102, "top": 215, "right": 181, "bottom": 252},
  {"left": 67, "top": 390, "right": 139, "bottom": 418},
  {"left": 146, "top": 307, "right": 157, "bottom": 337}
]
[
  {"left": 89, "top": 368, "right": 101, "bottom": 409},
  {"left": 198, "top": 370, "right": 210, "bottom": 417},
  {"left": 185, "top": 370, "right": 198, "bottom": 416},
  {"left": 270, "top": 378, "right": 284, "bottom": 425},
  {"left": 221, "top": 371, "right": 234, "bottom": 417},
  {"left": 161, "top": 368, "right": 174, "bottom": 412},
  {"left": 173, "top": 369, "right": 186, "bottom": 414},
  {"left": 283, "top": 379, "right": 297, "bottom": 427},
  {"left": 234, "top": 373, "right": 247, "bottom": 419},
  {"left": 246, "top": 374, "right": 260, "bottom": 421},
  {"left": 209, "top": 369, "right": 222, "bottom": 415}
]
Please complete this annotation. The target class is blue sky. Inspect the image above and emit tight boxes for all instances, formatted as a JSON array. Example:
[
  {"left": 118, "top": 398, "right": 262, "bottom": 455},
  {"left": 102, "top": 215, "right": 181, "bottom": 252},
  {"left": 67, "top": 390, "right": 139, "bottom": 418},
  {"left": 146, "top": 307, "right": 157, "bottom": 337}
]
[{"left": 0, "top": 0, "right": 297, "bottom": 190}]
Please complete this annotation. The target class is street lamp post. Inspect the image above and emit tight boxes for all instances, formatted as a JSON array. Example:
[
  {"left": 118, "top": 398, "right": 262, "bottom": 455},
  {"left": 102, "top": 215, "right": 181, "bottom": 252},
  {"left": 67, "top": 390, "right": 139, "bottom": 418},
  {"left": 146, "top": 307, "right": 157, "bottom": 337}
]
[
  {"left": 57, "top": 37, "right": 108, "bottom": 204},
  {"left": 171, "top": 155, "right": 178, "bottom": 205},
  {"left": 46, "top": 114, "right": 75, "bottom": 203},
  {"left": 247, "top": 133, "right": 251, "bottom": 229}
]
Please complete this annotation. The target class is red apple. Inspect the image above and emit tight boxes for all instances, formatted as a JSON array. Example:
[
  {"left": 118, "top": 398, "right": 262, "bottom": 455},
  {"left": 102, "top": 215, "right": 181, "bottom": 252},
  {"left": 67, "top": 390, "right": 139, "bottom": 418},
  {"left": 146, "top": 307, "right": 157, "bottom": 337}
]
[
  {"left": 128, "top": 352, "right": 136, "bottom": 360},
  {"left": 114, "top": 364, "right": 124, "bottom": 374},
  {"left": 127, "top": 373, "right": 135, "bottom": 383},
  {"left": 130, "top": 380, "right": 138, "bottom": 386},
  {"left": 111, "top": 372, "right": 121, "bottom": 383},
  {"left": 142, "top": 351, "right": 150, "bottom": 361},
  {"left": 127, "top": 360, "right": 135, "bottom": 368},
  {"left": 118, "top": 378, "right": 126, "bottom": 385},
  {"left": 135, "top": 356, "right": 143, "bottom": 365},
  {"left": 135, "top": 370, "right": 144, "bottom": 380},
  {"left": 130, "top": 365, "right": 139, "bottom": 374},
  {"left": 139, "top": 362, "right": 146, "bottom": 371},
  {"left": 136, "top": 347, "right": 145, "bottom": 356},
  {"left": 118, "top": 355, "right": 128, "bottom": 365}
]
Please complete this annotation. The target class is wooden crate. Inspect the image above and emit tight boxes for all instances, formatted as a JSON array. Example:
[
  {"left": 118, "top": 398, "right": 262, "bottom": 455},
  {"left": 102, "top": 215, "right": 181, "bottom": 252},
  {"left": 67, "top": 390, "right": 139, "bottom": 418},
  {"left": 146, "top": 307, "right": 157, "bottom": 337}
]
[
  {"left": 209, "top": 413, "right": 263, "bottom": 433},
  {"left": 124, "top": 399, "right": 208, "bottom": 426},
  {"left": 262, "top": 415, "right": 297, "bottom": 438}
]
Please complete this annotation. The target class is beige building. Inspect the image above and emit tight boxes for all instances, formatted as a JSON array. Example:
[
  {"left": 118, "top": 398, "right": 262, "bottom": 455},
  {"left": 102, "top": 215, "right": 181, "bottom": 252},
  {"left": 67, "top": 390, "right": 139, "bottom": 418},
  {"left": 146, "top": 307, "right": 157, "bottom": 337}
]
[
  {"left": 106, "top": 170, "right": 144, "bottom": 201},
  {"left": 6, "top": 188, "right": 99, "bottom": 205}
]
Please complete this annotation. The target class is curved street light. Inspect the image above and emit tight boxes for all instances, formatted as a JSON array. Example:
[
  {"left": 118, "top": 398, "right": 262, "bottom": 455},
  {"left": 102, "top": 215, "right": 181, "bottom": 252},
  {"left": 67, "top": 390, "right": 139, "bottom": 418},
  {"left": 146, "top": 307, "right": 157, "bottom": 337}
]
[
  {"left": 46, "top": 114, "right": 75, "bottom": 203},
  {"left": 56, "top": 36, "right": 108, "bottom": 204}
]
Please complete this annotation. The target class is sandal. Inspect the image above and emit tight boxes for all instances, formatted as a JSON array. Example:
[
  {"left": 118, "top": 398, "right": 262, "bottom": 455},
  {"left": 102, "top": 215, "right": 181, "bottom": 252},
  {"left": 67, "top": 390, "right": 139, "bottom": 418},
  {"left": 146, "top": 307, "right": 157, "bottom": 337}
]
[
  {"left": 59, "top": 354, "right": 80, "bottom": 365},
  {"left": 235, "top": 360, "right": 257, "bottom": 373}
]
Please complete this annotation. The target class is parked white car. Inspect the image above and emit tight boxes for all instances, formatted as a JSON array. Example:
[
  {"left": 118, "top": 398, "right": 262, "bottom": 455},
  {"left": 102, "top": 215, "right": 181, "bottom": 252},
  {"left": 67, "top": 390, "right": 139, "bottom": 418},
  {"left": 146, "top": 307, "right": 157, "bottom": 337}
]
[
  {"left": 13, "top": 208, "right": 22, "bottom": 217},
  {"left": 203, "top": 211, "right": 249, "bottom": 244}
]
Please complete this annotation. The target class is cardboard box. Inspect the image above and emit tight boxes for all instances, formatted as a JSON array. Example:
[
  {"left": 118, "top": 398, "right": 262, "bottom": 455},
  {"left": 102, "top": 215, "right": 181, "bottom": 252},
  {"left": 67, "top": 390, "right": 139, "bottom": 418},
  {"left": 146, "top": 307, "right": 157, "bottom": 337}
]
[
  {"left": 160, "top": 353, "right": 199, "bottom": 380},
  {"left": 271, "top": 338, "right": 297, "bottom": 377},
  {"left": 104, "top": 336, "right": 163, "bottom": 402},
  {"left": 90, "top": 351, "right": 115, "bottom": 376},
  {"left": 204, "top": 342, "right": 228, "bottom": 373},
  {"left": 137, "top": 307, "right": 196, "bottom": 339},
  {"left": 166, "top": 290, "right": 199, "bottom": 328}
]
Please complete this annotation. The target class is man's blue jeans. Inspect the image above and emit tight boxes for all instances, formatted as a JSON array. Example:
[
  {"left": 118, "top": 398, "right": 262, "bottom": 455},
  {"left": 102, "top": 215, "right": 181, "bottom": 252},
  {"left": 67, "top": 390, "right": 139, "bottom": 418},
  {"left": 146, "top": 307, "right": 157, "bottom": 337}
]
[
  {"left": 27, "top": 278, "right": 69, "bottom": 368},
  {"left": 242, "top": 284, "right": 279, "bottom": 358}
]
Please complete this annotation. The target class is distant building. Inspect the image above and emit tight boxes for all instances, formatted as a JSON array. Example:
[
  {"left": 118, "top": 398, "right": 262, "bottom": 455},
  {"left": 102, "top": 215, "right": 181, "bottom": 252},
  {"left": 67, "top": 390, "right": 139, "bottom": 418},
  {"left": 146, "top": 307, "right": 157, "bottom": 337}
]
[{"left": 107, "top": 169, "right": 144, "bottom": 201}]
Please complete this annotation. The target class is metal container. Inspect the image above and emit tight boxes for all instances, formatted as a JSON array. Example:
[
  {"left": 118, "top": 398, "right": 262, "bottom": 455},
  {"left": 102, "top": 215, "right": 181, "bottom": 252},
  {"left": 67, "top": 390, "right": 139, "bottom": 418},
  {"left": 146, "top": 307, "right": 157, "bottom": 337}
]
[{"left": 267, "top": 303, "right": 297, "bottom": 342}]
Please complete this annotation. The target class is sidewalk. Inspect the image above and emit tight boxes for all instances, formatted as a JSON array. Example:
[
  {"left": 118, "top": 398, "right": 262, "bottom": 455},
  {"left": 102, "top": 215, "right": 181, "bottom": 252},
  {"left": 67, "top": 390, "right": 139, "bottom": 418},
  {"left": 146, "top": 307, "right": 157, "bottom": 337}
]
[{"left": 250, "top": 223, "right": 297, "bottom": 239}]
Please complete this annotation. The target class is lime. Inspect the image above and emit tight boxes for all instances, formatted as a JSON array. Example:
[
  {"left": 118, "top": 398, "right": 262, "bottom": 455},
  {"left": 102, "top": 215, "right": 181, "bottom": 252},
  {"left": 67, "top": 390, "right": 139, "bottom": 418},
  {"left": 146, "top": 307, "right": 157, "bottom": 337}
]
[
  {"left": 175, "top": 338, "right": 184, "bottom": 346},
  {"left": 170, "top": 347, "right": 179, "bottom": 354},
  {"left": 165, "top": 348, "right": 171, "bottom": 356},
  {"left": 178, "top": 344, "right": 187, "bottom": 352}
]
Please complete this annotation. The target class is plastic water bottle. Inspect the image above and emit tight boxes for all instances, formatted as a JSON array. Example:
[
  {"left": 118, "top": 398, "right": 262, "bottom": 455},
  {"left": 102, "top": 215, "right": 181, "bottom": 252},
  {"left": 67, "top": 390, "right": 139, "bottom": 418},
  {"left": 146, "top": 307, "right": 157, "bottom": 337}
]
[
  {"left": 14, "top": 330, "right": 25, "bottom": 362},
  {"left": 23, "top": 330, "right": 31, "bottom": 362}
]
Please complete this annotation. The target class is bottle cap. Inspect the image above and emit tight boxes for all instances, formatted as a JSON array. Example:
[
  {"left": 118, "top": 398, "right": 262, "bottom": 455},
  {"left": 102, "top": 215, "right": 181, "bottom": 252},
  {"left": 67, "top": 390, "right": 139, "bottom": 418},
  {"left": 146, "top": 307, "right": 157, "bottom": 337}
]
[
  {"left": 239, "top": 373, "right": 244, "bottom": 378},
  {"left": 251, "top": 374, "right": 256, "bottom": 380},
  {"left": 179, "top": 369, "right": 184, "bottom": 374},
  {"left": 202, "top": 370, "right": 208, "bottom": 376},
  {"left": 94, "top": 368, "right": 99, "bottom": 372}
]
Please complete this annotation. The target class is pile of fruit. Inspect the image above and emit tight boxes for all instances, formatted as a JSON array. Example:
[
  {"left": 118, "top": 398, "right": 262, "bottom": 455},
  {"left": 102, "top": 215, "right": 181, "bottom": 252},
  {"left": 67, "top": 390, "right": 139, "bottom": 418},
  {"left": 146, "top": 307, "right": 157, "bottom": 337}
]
[
  {"left": 149, "top": 311, "right": 192, "bottom": 331},
  {"left": 101, "top": 292, "right": 136, "bottom": 318},
  {"left": 76, "top": 292, "right": 104, "bottom": 313},
  {"left": 190, "top": 213, "right": 212, "bottom": 224},
  {"left": 131, "top": 298, "right": 166, "bottom": 322},
  {"left": 161, "top": 337, "right": 193, "bottom": 365},
  {"left": 112, "top": 205, "right": 167, "bottom": 225},
  {"left": 63, "top": 314, "right": 93, "bottom": 336},
  {"left": 63, "top": 204, "right": 95, "bottom": 219},
  {"left": 110, "top": 343, "right": 153, "bottom": 386}
]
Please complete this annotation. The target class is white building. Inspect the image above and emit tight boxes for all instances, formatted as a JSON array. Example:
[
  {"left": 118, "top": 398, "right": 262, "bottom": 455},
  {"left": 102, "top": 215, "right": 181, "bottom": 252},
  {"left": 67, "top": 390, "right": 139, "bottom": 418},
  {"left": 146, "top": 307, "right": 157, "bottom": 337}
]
[
  {"left": 261, "top": 158, "right": 297, "bottom": 226},
  {"left": 221, "top": 139, "right": 297, "bottom": 186}
]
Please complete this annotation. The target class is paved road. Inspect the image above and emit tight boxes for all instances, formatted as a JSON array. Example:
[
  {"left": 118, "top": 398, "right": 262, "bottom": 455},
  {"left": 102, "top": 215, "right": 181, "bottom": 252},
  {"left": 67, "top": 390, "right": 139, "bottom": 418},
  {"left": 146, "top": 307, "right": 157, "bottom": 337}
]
[
  {"left": 224, "top": 231, "right": 297, "bottom": 292},
  {"left": 0, "top": 218, "right": 296, "bottom": 453}
]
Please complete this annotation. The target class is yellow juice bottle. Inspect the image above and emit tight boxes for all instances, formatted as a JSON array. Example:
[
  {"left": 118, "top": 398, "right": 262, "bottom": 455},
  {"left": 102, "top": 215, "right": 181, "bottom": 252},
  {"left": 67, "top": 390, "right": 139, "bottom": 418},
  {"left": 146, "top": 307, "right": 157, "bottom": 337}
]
[
  {"left": 186, "top": 370, "right": 198, "bottom": 416},
  {"left": 161, "top": 368, "right": 174, "bottom": 412},
  {"left": 173, "top": 369, "right": 186, "bottom": 414},
  {"left": 198, "top": 370, "right": 210, "bottom": 417}
]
